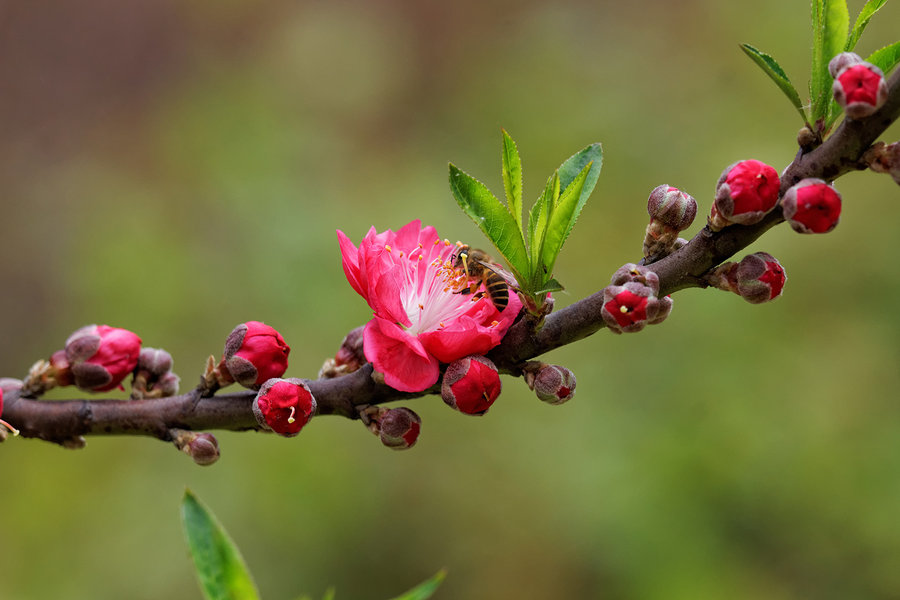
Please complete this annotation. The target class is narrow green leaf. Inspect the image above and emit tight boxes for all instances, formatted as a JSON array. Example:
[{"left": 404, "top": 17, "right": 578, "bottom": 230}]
[
  {"left": 527, "top": 172, "right": 559, "bottom": 288},
  {"left": 558, "top": 143, "right": 603, "bottom": 209},
  {"left": 846, "top": 0, "right": 888, "bottom": 51},
  {"left": 867, "top": 40, "right": 900, "bottom": 74},
  {"left": 388, "top": 570, "right": 448, "bottom": 600},
  {"left": 740, "top": 44, "right": 808, "bottom": 122},
  {"left": 811, "top": 0, "right": 850, "bottom": 122},
  {"left": 500, "top": 129, "right": 524, "bottom": 231},
  {"left": 540, "top": 162, "right": 592, "bottom": 279},
  {"left": 181, "top": 490, "right": 260, "bottom": 600},
  {"left": 449, "top": 163, "right": 529, "bottom": 282}
]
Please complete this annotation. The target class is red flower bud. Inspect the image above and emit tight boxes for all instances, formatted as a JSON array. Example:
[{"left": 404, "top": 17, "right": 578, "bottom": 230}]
[
  {"left": 781, "top": 179, "right": 842, "bottom": 234},
  {"left": 252, "top": 378, "right": 316, "bottom": 437},
  {"left": 719, "top": 252, "right": 786, "bottom": 304},
  {"left": 532, "top": 365, "right": 576, "bottom": 405},
  {"left": 832, "top": 57, "right": 888, "bottom": 119},
  {"left": 223, "top": 321, "right": 290, "bottom": 389},
  {"left": 64, "top": 325, "right": 142, "bottom": 392},
  {"left": 441, "top": 355, "right": 501, "bottom": 415},
  {"left": 711, "top": 160, "right": 780, "bottom": 229},
  {"left": 377, "top": 407, "right": 422, "bottom": 450},
  {"left": 601, "top": 282, "right": 665, "bottom": 334}
]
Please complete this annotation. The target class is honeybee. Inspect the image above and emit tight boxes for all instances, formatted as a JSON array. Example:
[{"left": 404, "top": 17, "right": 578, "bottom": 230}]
[{"left": 451, "top": 245, "right": 516, "bottom": 311}]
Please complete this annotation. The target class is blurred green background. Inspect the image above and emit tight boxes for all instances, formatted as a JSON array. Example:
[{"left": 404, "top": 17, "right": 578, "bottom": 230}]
[{"left": 2, "top": 1, "right": 899, "bottom": 598}]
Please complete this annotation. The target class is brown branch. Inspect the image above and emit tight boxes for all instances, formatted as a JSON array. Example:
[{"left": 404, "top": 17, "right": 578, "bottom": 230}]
[{"left": 4, "top": 68, "right": 899, "bottom": 447}]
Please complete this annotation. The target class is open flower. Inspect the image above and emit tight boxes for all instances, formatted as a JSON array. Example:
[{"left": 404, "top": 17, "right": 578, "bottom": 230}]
[{"left": 337, "top": 220, "right": 522, "bottom": 392}]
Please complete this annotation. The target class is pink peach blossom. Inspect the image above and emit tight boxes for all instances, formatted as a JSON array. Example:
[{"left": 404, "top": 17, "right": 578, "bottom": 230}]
[{"left": 337, "top": 220, "right": 522, "bottom": 392}]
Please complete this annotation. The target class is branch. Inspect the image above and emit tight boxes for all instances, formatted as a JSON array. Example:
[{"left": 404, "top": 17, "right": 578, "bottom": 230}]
[{"left": 4, "top": 68, "right": 899, "bottom": 448}]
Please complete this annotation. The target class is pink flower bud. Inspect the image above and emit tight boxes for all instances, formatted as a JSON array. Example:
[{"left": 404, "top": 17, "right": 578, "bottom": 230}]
[
  {"left": 610, "top": 264, "right": 660, "bottom": 295},
  {"left": 223, "top": 321, "right": 290, "bottom": 389},
  {"left": 377, "top": 407, "right": 422, "bottom": 450},
  {"left": 781, "top": 179, "right": 842, "bottom": 234},
  {"left": 832, "top": 60, "right": 888, "bottom": 119},
  {"left": 828, "top": 52, "right": 863, "bottom": 78},
  {"left": 734, "top": 252, "right": 786, "bottom": 304},
  {"left": 441, "top": 355, "right": 501, "bottom": 415},
  {"left": 533, "top": 365, "right": 576, "bottom": 405},
  {"left": 64, "top": 325, "right": 142, "bottom": 392},
  {"left": 601, "top": 282, "right": 664, "bottom": 334},
  {"left": 711, "top": 160, "right": 780, "bottom": 229},
  {"left": 252, "top": 377, "right": 316, "bottom": 437},
  {"left": 647, "top": 185, "right": 697, "bottom": 231}
]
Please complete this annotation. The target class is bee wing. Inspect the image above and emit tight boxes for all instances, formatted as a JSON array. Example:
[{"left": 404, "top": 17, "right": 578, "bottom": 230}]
[{"left": 472, "top": 258, "right": 519, "bottom": 287}]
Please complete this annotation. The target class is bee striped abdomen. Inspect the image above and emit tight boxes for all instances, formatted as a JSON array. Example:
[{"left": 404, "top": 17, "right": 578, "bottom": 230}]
[{"left": 484, "top": 274, "right": 509, "bottom": 311}]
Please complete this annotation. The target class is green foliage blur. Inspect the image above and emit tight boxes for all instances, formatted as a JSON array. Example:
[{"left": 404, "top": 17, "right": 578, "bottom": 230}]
[{"left": 1, "top": 1, "right": 899, "bottom": 598}]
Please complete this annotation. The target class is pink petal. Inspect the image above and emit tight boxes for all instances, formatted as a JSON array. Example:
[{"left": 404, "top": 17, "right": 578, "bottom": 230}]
[
  {"left": 364, "top": 317, "right": 440, "bottom": 392},
  {"left": 337, "top": 230, "right": 366, "bottom": 299}
]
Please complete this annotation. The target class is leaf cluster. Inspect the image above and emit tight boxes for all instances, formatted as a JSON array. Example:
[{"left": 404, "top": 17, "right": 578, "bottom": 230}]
[
  {"left": 449, "top": 130, "right": 602, "bottom": 314},
  {"left": 741, "top": 0, "right": 899, "bottom": 136}
]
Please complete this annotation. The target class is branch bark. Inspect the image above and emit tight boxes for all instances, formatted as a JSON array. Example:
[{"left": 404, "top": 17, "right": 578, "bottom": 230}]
[{"left": 4, "top": 68, "right": 899, "bottom": 447}]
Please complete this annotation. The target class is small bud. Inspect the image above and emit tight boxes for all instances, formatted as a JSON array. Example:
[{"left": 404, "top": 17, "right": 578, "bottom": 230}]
[
  {"left": 532, "top": 365, "right": 576, "bottom": 405},
  {"left": 138, "top": 347, "right": 173, "bottom": 376},
  {"left": 710, "top": 160, "right": 780, "bottom": 230},
  {"left": 708, "top": 253, "right": 786, "bottom": 304},
  {"left": 223, "top": 321, "right": 290, "bottom": 389},
  {"left": 644, "top": 186, "right": 697, "bottom": 259},
  {"left": 377, "top": 407, "right": 422, "bottom": 450},
  {"left": 65, "top": 325, "right": 142, "bottom": 392},
  {"left": 831, "top": 57, "right": 888, "bottom": 119},
  {"left": 252, "top": 377, "right": 316, "bottom": 437},
  {"left": 441, "top": 355, "right": 501, "bottom": 416},
  {"left": 781, "top": 179, "right": 842, "bottom": 234},
  {"left": 601, "top": 282, "right": 665, "bottom": 334},
  {"left": 610, "top": 263, "right": 661, "bottom": 295},
  {"left": 319, "top": 325, "right": 366, "bottom": 378},
  {"left": 187, "top": 433, "right": 220, "bottom": 466},
  {"left": 155, "top": 372, "right": 181, "bottom": 397},
  {"left": 172, "top": 429, "right": 220, "bottom": 466}
]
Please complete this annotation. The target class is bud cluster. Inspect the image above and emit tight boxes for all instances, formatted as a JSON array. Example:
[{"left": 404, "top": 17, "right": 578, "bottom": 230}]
[
  {"left": 602, "top": 264, "right": 672, "bottom": 334},
  {"left": 830, "top": 52, "right": 888, "bottom": 120},
  {"left": 707, "top": 252, "right": 786, "bottom": 304}
]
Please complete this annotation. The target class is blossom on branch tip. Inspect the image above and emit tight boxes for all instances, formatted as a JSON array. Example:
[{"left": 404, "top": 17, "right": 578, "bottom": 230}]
[
  {"left": 830, "top": 53, "right": 888, "bottom": 119},
  {"left": 222, "top": 321, "right": 290, "bottom": 389},
  {"left": 64, "top": 325, "right": 142, "bottom": 392},
  {"left": 252, "top": 378, "right": 316, "bottom": 437},
  {"left": 337, "top": 220, "right": 522, "bottom": 392},
  {"left": 441, "top": 355, "right": 501, "bottom": 415},
  {"left": 781, "top": 179, "right": 842, "bottom": 234},
  {"left": 710, "top": 160, "right": 780, "bottom": 230}
]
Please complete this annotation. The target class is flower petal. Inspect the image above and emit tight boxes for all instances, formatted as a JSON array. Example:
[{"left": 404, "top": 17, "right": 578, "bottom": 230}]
[
  {"left": 337, "top": 229, "right": 366, "bottom": 299},
  {"left": 364, "top": 317, "right": 440, "bottom": 392}
]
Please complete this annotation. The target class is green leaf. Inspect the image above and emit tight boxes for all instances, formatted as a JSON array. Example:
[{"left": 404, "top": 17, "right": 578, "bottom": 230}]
[
  {"left": 811, "top": 0, "right": 850, "bottom": 123},
  {"left": 535, "top": 278, "right": 564, "bottom": 294},
  {"left": 388, "top": 570, "right": 448, "bottom": 600},
  {"left": 449, "top": 163, "right": 529, "bottom": 282},
  {"left": 740, "top": 44, "right": 808, "bottom": 122},
  {"left": 540, "top": 162, "right": 592, "bottom": 279},
  {"left": 500, "top": 129, "right": 524, "bottom": 231},
  {"left": 181, "top": 490, "right": 260, "bottom": 600},
  {"left": 557, "top": 143, "right": 603, "bottom": 225},
  {"left": 846, "top": 0, "right": 888, "bottom": 51},
  {"left": 527, "top": 171, "right": 559, "bottom": 287},
  {"left": 867, "top": 39, "right": 900, "bottom": 74}
]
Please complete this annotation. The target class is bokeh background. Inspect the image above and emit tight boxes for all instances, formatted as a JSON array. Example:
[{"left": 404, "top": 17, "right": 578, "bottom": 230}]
[{"left": 2, "top": 1, "right": 899, "bottom": 598}]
